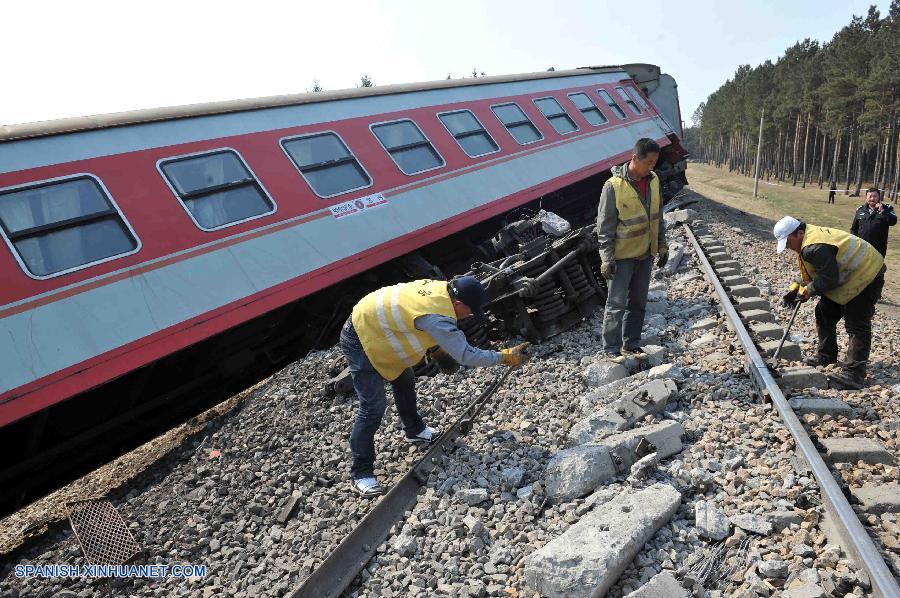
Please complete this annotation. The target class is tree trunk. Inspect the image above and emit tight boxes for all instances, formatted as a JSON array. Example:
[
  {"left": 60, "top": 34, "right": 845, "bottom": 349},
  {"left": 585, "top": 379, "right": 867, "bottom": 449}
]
[
  {"left": 892, "top": 129, "right": 900, "bottom": 202},
  {"left": 844, "top": 130, "right": 854, "bottom": 194},
  {"left": 853, "top": 141, "right": 864, "bottom": 197},
  {"left": 801, "top": 114, "right": 811, "bottom": 187},
  {"left": 818, "top": 130, "right": 827, "bottom": 187},
  {"left": 830, "top": 130, "right": 841, "bottom": 184},
  {"left": 873, "top": 136, "right": 882, "bottom": 190},
  {"left": 792, "top": 113, "right": 802, "bottom": 185}
]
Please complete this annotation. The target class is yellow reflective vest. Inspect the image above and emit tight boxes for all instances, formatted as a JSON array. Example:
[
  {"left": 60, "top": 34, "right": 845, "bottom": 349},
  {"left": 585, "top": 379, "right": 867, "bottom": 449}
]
[
  {"left": 799, "top": 225, "right": 884, "bottom": 305},
  {"left": 610, "top": 173, "right": 662, "bottom": 259},
  {"left": 352, "top": 280, "right": 456, "bottom": 380}
]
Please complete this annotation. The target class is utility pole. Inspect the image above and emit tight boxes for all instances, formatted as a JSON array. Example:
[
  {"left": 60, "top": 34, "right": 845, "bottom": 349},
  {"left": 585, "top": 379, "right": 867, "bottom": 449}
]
[{"left": 753, "top": 108, "right": 764, "bottom": 198}]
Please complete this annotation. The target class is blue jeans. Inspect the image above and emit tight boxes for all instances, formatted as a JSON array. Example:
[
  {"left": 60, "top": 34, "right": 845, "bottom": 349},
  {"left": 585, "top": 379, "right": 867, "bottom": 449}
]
[
  {"left": 340, "top": 318, "right": 424, "bottom": 479},
  {"left": 601, "top": 256, "right": 653, "bottom": 353}
]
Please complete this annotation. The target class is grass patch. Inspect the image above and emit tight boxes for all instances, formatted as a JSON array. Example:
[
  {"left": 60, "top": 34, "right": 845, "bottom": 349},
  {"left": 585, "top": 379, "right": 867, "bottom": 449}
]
[{"left": 686, "top": 162, "right": 899, "bottom": 304}]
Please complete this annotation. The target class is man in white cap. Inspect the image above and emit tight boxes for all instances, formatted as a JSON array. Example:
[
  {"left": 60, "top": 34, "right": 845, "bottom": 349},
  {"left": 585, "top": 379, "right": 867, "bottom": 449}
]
[{"left": 773, "top": 216, "right": 886, "bottom": 389}]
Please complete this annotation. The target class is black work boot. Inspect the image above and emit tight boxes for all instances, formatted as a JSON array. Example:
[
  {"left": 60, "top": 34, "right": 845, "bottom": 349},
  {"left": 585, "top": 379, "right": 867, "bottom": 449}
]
[
  {"left": 804, "top": 354, "right": 836, "bottom": 367},
  {"left": 827, "top": 370, "right": 866, "bottom": 391}
]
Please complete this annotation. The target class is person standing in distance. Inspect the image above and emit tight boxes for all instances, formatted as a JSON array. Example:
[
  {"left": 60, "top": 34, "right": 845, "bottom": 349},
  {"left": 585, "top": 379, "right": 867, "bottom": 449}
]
[
  {"left": 850, "top": 187, "right": 896, "bottom": 257},
  {"left": 340, "top": 277, "right": 530, "bottom": 497},
  {"left": 596, "top": 138, "right": 668, "bottom": 361}
]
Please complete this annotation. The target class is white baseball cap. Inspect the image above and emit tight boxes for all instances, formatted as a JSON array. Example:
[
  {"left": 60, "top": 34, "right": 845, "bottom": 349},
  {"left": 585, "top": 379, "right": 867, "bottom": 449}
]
[{"left": 773, "top": 216, "right": 801, "bottom": 253}]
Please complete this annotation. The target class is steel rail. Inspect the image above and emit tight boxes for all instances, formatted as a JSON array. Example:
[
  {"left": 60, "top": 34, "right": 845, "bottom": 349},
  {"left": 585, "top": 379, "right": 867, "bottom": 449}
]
[
  {"left": 683, "top": 223, "right": 900, "bottom": 598},
  {"left": 290, "top": 367, "right": 514, "bottom": 598}
]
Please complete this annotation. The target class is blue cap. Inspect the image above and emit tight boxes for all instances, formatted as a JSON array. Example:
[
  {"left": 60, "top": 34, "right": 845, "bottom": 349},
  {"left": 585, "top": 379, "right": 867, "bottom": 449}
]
[{"left": 449, "top": 276, "right": 488, "bottom": 320}]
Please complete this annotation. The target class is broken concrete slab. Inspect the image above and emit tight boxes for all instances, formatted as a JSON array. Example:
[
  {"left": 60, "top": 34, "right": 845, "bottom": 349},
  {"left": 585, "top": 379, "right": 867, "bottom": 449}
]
[
  {"left": 569, "top": 379, "right": 677, "bottom": 445},
  {"left": 579, "top": 363, "right": 682, "bottom": 413},
  {"left": 820, "top": 438, "right": 896, "bottom": 465},
  {"left": 695, "top": 500, "right": 730, "bottom": 540},
  {"left": 750, "top": 322, "right": 784, "bottom": 340},
  {"left": 788, "top": 397, "right": 853, "bottom": 416},
  {"left": 779, "top": 367, "right": 829, "bottom": 390},
  {"left": 642, "top": 344, "right": 667, "bottom": 366},
  {"left": 766, "top": 510, "right": 803, "bottom": 531},
  {"left": 582, "top": 360, "right": 629, "bottom": 387},
  {"left": 524, "top": 483, "right": 681, "bottom": 598},
  {"left": 598, "top": 420, "right": 684, "bottom": 472},
  {"left": 730, "top": 284, "right": 761, "bottom": 298},
  {"left": 739, "top": 308, "right": 776, "bottom": 323},
  {"left": 849, "top": 484, "right": 900, "bottom": 513},
  {"left": 759, "top": 339, "right": 802, "bottom": 361},
  {"left": 667, "top": 208, "right": 699, "bottom": 224},
  {"left": 544, "top": 444, "right": 616, "bottom": 503},
  {"left": 782, "top": 583, "right": 827, "bottom": 598},
  {"left": 730, "top": 513, "right": 773, "bottom": 535},
  {"left": 735, "top": 296, "right": 771, "bottom": 311},
  {"left": 625, "top": 572, "right": 690, "bottom": 598}
]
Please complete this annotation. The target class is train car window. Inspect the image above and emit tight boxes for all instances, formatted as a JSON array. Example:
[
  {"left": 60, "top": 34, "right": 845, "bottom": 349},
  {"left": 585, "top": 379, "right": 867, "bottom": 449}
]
[
  {"left": 597, "top": 89, "right": 627, "bottom": 119},
  {"left": 370, "top": 119, "right": 445, "bottom": 175},
  {"left": 533, "top": 97, "right": 578, "bottom": 135},
  {"left": 0, "top": 175, "right": 139, "bottom": 278},
  {"left": 567, "top": 93, "right": 609, "bottom": 126},
  {"left": 158, "top": 149, "right": 275, "bottom": 231},
  {"left": 437, "top": 110, "right": 499, "bottom": 158},
  {"left": 491, "top": 102, "right": 543, "bottom": 145},
  {"left": 615, "top": 86, "right": 642, "bottom": 115},
  {"left": 281, "top": 132, "right": 372, "bottom": 198},
  {"left": 625, "top": 86, "right": 650, "bottom": 111}
]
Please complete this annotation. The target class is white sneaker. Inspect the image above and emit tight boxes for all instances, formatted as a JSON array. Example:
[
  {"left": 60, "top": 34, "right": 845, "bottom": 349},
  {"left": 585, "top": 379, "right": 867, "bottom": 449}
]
[
  {"left": 350, "top": 477, "right": 384, "bottom": 497},
  {"left": 406, "top": 425, "right": 437, "bottom": 444}
]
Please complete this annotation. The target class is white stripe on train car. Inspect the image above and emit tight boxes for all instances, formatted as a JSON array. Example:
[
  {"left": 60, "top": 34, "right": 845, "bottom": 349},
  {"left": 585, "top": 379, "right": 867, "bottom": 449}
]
[
  {"left": 0, "top": 119, "right": 664, "bottom": 395},
  {"left": 0, "top": 73, "right": 629, "bottom": 175}
]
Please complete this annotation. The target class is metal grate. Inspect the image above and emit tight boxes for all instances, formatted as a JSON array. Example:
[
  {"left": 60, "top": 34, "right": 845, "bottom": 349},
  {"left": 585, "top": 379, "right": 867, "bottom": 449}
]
[{"left": 66, "top": 497, "right": 141, "bottom": 565}]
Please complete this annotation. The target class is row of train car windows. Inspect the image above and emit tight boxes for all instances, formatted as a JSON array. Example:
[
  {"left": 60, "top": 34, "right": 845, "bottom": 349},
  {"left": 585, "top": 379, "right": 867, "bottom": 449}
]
[{"left": 0, "top": 86, "right": 648, "bottom": 279}]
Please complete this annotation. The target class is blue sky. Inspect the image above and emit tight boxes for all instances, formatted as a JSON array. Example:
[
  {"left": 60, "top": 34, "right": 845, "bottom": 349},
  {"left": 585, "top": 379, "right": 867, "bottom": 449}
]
[{"left": 1, "top": 0, "right": 889, "bottom": 126}]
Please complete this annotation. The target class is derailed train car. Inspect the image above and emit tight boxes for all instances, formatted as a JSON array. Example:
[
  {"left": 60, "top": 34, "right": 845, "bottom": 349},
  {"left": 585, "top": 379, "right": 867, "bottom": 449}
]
[{"left": 0, "top": 63, "right": 687, "bottom": 513}]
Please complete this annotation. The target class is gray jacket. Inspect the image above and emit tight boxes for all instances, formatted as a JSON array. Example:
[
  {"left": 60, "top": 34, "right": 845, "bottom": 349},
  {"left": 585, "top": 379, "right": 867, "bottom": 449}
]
[{"left": 596, "top": 163, "right": 667, "bottom": 263}]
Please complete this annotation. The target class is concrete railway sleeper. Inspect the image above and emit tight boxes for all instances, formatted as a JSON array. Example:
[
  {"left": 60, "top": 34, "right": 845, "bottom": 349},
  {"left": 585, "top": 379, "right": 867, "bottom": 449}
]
[{"left": 682, "top": 220, "right": 900, "bottom": 598}]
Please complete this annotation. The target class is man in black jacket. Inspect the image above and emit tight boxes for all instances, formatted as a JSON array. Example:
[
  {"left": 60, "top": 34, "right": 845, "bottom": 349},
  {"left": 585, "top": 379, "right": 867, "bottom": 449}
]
[{"left": 851, "top": 188, "right": 896, "bottom": 257}]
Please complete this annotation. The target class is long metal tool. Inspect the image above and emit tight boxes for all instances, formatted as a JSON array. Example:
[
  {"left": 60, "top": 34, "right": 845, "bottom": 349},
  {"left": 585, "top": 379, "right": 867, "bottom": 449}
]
[
  {"left": 771, "top": 300, "right": 801, "bottom": 361},
  {"left": 683, "top": 223, "right": 899, "bottom": 598},
  {"left": 290, "top": 367, "right": 514, "bottom": 598}
]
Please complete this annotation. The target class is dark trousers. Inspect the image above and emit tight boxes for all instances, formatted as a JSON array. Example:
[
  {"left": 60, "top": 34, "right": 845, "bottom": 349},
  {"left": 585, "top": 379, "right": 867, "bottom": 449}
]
[
  {"left": 814, "top": 273, "right": 884, "bottom": 376},
  {"left": 828, "top": 191, "right": 835, "bottom": 204},
  {"left": 601, "top": 256, "right": 653, "bottom": 353},
  {"left": 339, "top": 318, "right": 424, "bottom": 479}
]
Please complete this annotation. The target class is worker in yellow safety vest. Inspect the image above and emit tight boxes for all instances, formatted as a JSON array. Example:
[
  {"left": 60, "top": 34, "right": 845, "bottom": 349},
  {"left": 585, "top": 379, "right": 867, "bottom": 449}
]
[
  {"left": 773, "top": 216, "right": 886, "bottom": 390},
  {"left": 340, "top": 277, "right": 531, "bottom": 497},
  {"left": 596, "top": 138, "right": 669, "bottom": 361}
]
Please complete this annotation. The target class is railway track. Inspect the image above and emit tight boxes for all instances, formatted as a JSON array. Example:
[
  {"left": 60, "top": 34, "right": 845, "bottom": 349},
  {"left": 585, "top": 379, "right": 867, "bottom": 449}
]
[
  {"left": 682, "top": 221, "right": 899, "bottom": 598},
  {"left": 2, "top": 194, "right": 899, "bottom": 597}
]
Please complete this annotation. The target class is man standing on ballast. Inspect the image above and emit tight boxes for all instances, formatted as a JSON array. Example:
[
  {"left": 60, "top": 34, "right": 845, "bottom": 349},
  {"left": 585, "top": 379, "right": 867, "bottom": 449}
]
[{"left": 596, "top": 138, "right": 668, "bottom": 361}]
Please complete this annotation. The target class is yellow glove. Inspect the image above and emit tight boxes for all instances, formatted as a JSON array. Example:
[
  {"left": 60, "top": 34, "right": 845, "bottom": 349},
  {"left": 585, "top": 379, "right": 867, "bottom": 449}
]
[
  {"left": 500, "top": 342, "right": 531, "bottom": 367},
  {"left": 796, "top": 285, "right": 810, "bottom": 303},
  {"left": 782, "top": 282, "right": 800, "bottom": 307}
]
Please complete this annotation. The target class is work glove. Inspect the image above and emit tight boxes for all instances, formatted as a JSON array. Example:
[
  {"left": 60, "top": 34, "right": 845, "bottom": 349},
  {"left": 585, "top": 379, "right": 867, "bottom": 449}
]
[
  {"left": 600, "top": 260, "right": 616, "bottom": 281},
  {"left": 656, "top": 247, "right": 669, "bottom": 269},
  {"left": 796, "top": 285, "right": 810, "bottom": 303},
  {"left": 500, "top": 342, "right": 531, "bottom": 367},
  {"left": 430, "top": 347, "right": 460, "bottom": 375},
  {"left": 782, "top": 282, "right": 800, "bottom": 307}
]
